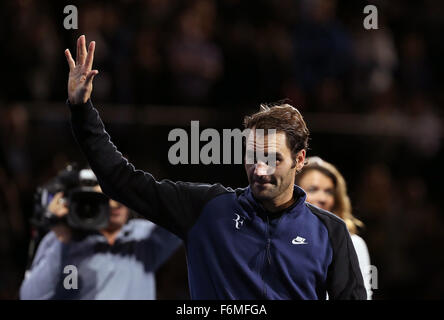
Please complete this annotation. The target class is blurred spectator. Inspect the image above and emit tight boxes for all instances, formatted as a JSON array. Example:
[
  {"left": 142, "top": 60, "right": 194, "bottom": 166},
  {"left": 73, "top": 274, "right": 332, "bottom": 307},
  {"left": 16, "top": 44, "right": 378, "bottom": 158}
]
[
  {"left": 402, "top": 93, "right": 442, "bottom": 158},
  {"left": 355, "top": 163, "right": 405, "bottom": 299},
  {"left": 0, "top": 104, "right": 32, "bottom": 192},
  {"left": 133, "top": 27, "right": 166, "bottom": 104},
  {"left": 292, "top": 0, "right": 353, "bottom": 105},
  {"left": 0, "top": 166, "right": 25, "bottom": 299},
  {"left": 399, "top": 33, "right": 433, "bottom": 92},
  {"left": 352, "top": 27, "right": 398, "bottom": 104},
  {"left": 167, "top": 0, "right": 223, "bottom": 105}
]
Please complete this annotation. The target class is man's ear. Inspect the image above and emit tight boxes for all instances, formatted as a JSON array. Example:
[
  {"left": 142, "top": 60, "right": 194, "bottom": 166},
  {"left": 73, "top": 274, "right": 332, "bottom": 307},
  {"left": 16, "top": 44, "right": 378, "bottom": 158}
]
[{"left": 295, "top": 149, "right": 306, "bottom": 173}]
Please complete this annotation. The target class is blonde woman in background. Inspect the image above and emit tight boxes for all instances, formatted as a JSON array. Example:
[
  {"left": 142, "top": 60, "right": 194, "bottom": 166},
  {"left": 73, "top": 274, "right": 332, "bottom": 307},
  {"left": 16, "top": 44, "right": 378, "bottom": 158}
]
[{"left": 296, "top": 157, "right": 373, "bottom": 300}]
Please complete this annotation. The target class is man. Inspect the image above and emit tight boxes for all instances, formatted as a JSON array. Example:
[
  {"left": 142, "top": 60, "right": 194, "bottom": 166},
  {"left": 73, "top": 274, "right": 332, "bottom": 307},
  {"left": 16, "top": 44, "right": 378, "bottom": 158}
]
[
  {"left": 64, "top": 35, "right": 365, "bottom": 299},
  {"left": 20, "top": 181, "right": 182, "bottom": 299}
]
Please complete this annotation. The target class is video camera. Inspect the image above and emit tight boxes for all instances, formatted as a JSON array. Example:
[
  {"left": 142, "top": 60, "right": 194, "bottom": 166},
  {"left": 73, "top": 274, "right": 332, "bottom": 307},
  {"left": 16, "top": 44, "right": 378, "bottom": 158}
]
[{"left": 33, "top": 164, "right": 110, "bottom": 232}]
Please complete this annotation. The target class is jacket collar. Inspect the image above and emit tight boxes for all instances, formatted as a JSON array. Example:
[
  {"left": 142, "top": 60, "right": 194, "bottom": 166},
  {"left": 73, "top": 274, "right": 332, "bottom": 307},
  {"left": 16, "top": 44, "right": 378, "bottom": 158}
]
[{"left": 238, "top": 184, "right": 307, "bottom": 221}]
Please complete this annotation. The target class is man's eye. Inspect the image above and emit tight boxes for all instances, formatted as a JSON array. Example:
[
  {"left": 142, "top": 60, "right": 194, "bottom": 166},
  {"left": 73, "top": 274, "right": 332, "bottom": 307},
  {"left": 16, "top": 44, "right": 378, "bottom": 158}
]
[
  {"left": 246, "top": 151, "right": 257, "bottom": 163},
  {"left": 267, "top": 159, "right": 277, "bottom": 166}
]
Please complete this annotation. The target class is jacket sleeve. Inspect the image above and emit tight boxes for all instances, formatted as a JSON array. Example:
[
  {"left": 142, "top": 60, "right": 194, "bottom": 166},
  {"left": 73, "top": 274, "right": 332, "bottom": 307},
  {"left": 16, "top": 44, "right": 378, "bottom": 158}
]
[
  {"left": 134, "top": 221, "right": 183, "bottom": 272},
  {"left": 325, "top": 220, "right": 367, "bottom": 300},
  {"left": 306, "top": 203, "right": 366, "bottom": 300},
  {"left": 19, "top": 232, "right": 66, "bottom": 300},
  {"left": 69, "top": 100, "right": 229, "bottom": 239}
]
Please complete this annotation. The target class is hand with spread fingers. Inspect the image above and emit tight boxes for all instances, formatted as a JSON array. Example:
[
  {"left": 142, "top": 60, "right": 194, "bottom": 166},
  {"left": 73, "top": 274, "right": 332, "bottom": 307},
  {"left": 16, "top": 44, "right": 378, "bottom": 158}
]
[{"left": 65, "top": 35, "right": 99, "bottom": 105}]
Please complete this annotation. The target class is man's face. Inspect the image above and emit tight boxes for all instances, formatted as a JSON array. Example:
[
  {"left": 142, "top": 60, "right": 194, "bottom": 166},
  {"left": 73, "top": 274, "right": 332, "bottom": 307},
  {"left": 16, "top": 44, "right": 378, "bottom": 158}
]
[
  {"left": 108, "top": 199, "right": 130, "bottom": 229},
  {"left": 245, "top": 130, "right": 305, "bottom": 202},
  {"left": 93, "top": 185, "right": 129, "bottom": 230}
]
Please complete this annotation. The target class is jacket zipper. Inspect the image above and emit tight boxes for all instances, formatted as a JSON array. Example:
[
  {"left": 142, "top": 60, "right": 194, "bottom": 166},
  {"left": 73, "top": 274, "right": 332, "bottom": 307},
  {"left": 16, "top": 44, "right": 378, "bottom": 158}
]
[
  {"left": 262, "top": 216, "right": 272, "bottom": 298},
  {"left": 266, "top": 215, "right": 272, "bottom": 264},
  {"left": 262, "top": 214, "right": 286, "bottom": 298}
]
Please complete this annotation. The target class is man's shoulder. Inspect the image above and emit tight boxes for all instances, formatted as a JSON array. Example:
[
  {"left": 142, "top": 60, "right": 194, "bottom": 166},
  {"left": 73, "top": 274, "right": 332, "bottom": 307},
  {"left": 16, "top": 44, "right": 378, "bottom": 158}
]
[
  {"left": 126, "top": 218, "right": 156, "bottom": 234},
  {"left": 304, "top": 202, "right": 348, "bottom": 232},
  {"left": 126, "top": 218, "right": 178, "bottom": 239},
  {"left": 38, "top": 230, "right": 61, "bottom": 249},
  {"left": 174, "top": 181, "right": 235, "bottom": 194},
  {"left": 173, "top": 181, "right": 237, "bottom": 208}
]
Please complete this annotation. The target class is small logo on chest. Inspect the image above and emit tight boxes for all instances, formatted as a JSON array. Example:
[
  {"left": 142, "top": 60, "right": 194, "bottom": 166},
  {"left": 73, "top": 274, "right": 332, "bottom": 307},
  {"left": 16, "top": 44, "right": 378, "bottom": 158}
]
[
  {"left": 291, "top": 236, "right": 308, "bottom": 245},
  {"left": 233, "top": 213, "right": 244, "bottom": 230}
]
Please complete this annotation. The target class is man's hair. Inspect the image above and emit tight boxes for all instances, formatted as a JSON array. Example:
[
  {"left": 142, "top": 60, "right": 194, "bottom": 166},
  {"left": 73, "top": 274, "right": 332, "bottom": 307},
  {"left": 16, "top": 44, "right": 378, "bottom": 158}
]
[{"left": 243, "top": 102, "right": 309, "bottom": 159}]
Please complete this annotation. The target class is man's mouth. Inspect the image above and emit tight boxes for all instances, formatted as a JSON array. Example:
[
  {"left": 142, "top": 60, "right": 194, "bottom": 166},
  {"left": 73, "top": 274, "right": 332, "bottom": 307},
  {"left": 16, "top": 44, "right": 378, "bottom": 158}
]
[
  {"left": 254, "top": 180, "right": 273, "bottom": 187},
  {"left": 110, "top": 210, "right": 122, "bottom": 217}
]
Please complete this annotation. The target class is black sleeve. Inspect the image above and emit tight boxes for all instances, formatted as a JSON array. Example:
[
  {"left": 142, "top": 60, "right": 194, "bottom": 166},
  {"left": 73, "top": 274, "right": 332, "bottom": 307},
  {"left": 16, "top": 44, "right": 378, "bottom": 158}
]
[
  {"left": 135, "top": 224, "right": 183, "bottom": 272},
  {"left": 69, "top": 100, "right": 229, "bottom": 239},
  {"left": 306, "top": 203, "right": 367, "bottom": 300}
]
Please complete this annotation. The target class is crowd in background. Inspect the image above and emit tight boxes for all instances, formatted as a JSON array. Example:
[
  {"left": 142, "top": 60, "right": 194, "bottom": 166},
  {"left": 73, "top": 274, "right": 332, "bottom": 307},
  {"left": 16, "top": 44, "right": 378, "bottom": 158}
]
[{"left": 0, "top": 0, "right": 443, "bottom": 299}]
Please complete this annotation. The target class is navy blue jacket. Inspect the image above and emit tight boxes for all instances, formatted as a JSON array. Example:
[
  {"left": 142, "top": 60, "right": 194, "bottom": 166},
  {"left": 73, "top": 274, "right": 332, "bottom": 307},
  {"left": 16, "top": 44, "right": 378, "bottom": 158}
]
[{"left": 69, "top": 100, "right": 366, "bottom": 300}]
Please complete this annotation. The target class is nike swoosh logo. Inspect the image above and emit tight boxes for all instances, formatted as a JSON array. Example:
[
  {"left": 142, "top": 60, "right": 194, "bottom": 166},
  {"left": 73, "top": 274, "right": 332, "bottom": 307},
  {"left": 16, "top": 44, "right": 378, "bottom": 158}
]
[{"left": 292, "top": 238, "right": 308, "bottom": 245}]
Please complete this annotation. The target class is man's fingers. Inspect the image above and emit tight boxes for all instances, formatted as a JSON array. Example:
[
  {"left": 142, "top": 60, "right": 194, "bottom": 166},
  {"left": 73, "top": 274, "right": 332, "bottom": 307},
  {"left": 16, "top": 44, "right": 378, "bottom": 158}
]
[
  {"left": 85, "top": 70, "right": 99, "bottom": 86},
  {"left": 81, "top": 35, "right": 87, "bottom": 65},
  {"left": 85, "top": 41, "right": 96, "bottom": 71},
  {"left": 76, "top": 35, "right": 87, "bottom": 65},
  {"left": 65, "top": 49, "right": 75, "bottom": 71},
  {"left": 76, "top": 35, "right": 81, "bottom": 64},
  {"left": 52, "top": 192, "right": 63, "bottom": 202}
]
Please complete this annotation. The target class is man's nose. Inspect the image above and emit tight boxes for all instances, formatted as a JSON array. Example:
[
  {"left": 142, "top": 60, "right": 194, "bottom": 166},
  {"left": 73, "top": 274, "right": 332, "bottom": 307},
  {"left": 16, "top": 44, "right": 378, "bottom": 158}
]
[{"left": 254, "top": 161, "right": 269, "bottom": 176}]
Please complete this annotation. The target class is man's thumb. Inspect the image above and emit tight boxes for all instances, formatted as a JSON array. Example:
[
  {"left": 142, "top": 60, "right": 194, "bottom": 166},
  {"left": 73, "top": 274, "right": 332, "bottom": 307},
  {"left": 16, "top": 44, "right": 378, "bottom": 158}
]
[{"left": 85, "top": 70, "right": 99, "bottom": 86}]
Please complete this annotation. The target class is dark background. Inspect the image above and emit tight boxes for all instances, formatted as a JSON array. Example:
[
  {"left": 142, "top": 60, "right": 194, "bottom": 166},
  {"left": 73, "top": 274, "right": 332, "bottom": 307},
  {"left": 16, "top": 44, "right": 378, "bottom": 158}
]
[{"left": 0, "top": 0, "right": 443, "bottom": 299}]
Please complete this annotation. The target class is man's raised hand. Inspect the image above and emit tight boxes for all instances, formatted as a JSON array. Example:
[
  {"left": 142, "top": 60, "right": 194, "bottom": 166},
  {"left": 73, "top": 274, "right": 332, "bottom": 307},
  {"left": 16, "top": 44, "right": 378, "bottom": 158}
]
[{"left": 65, "top": 35, "right": 99, "bottom": 105}]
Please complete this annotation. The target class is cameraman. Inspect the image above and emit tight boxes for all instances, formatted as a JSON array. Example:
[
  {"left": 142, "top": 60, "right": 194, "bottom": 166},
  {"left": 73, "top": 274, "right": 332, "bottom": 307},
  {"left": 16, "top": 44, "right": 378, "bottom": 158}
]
[{"left": 20, "top": 184, "right": 182, "bottom": 299}]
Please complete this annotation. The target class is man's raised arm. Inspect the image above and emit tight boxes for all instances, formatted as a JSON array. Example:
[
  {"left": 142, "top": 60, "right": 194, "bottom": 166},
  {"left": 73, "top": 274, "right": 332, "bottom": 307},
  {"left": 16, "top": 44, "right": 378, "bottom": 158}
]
[{"left": 65, "top": 35, "right": 228, "bottom": 239}]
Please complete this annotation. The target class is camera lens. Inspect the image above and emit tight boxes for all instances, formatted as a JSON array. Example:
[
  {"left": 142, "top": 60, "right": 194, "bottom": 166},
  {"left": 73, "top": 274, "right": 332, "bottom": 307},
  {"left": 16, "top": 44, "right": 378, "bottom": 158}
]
[
  {"left": 76, "top": 201, "right": 99, "bottom": 220},
  {"left": 67, "top": 188, "right": 110, "bottom": 230}
]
